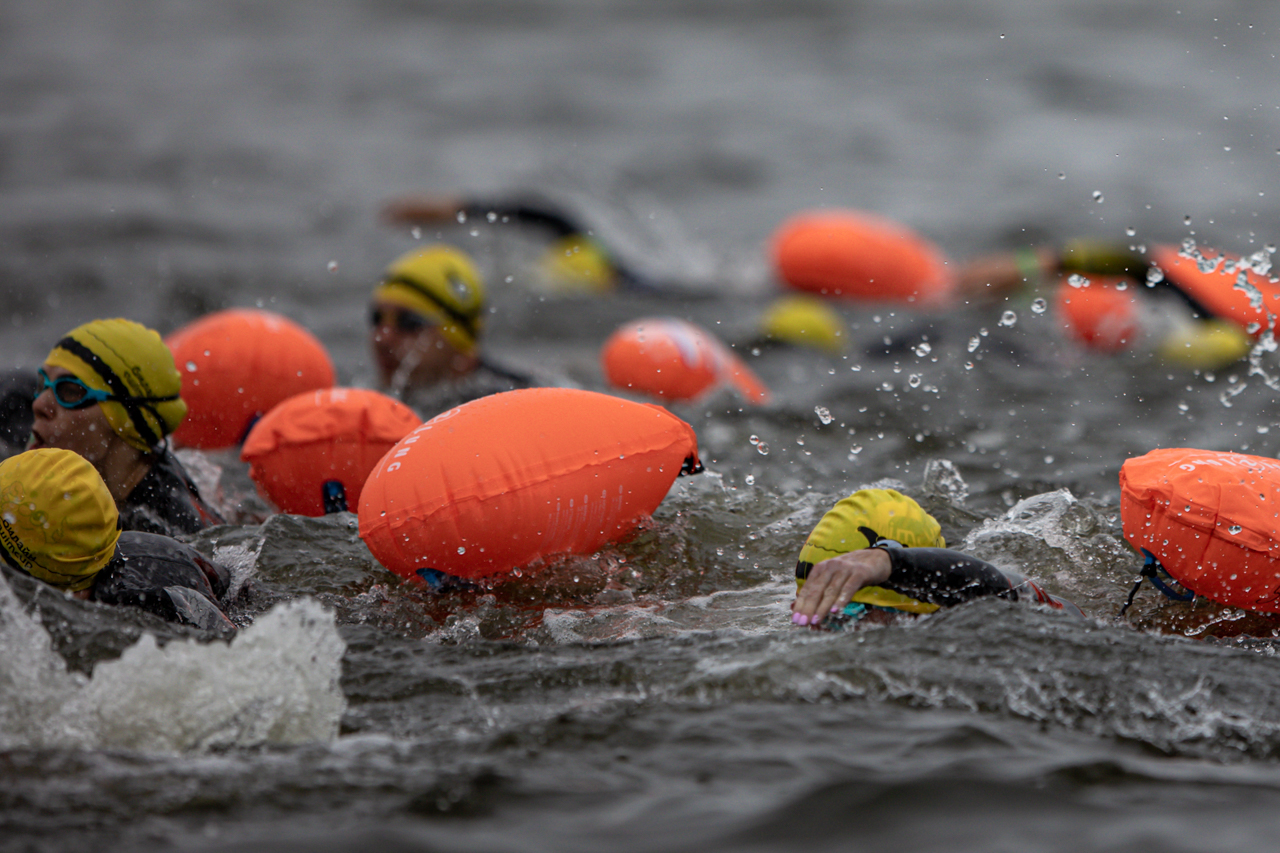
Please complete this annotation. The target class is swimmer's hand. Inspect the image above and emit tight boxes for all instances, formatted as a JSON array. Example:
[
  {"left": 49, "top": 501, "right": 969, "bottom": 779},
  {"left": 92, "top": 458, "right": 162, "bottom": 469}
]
[
  {"left": 791, "top": 548, "right": 892, "bottom": 627},
  {"left": 381, "top": 195, "right": 467, "bottom": 224}
]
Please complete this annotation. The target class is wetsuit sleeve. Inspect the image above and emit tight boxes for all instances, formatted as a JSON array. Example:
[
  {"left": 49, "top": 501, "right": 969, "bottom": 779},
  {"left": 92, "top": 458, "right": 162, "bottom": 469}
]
[
  {"left": 92, "top": 531, "right": 236, "bottom": 637},
  {"left": 464, "top": 199, "right": 586, "bottom": 239},
  {"left": 878, "top": 546, "right": 1015, "bottom": 607},
  {"left": 0, "top": 369, "right": 37, "bottom": 456},
  {"left": 1056, "top": 240, "right": 1152, "bottom": 280}
]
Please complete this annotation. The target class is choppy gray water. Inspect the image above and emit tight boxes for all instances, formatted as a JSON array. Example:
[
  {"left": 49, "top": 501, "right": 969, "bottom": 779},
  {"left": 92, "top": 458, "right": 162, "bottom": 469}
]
[{"left": 5, "top": 1, "right": 1280, "bottom": 851}]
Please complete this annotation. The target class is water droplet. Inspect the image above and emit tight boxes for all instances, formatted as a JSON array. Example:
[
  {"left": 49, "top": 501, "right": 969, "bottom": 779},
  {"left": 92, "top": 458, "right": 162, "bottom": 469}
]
[
  {"left": 185, "top": 361, "right": 198, "bottom": 372},
  {"left": 908, "top": 374, "right": 922, "bottom": 388},
  {"left": 1057, "top": 172, "right": 1066, "bottom": 180},
  {"left": 999, "top": 310, "right": 1017, "bottom": 327},
  {"left": 914, "top": 342, "right": 932, "bottom": 357},
  {"left": 967, "top": 336, "right": 980, "bottom": 352},
  {"left": 748, "top": 435, "right": 760, "bottom": 446},
  {"left": 1067, "top": 273, "right": 1090, "bottom": 289},
  {"left": 1184, "top": 215, "right": 1193, "bottom": 226},
  {"left": 756, "top": 441, "right": 770, "bottom": 456},
  {"left": 1030, "top": 298, "right": 1047, "bottom": 314},
  {"left": 326, "top": 260, "right": 338, "bottom": 273},
  {"left": 457, "top": 546, "right": 466, "bottom": 554},
  {"left": 1229, "top": 525, "right": 1243, "bottom": 535},
  {"left": 815, "top": 406, "right": 833, "bottom": 424},
  {"left": 1125, "top": 226, "right": 1136, "bottom": 237},
  {"left": 744, "top": 474, "right": 755, "bottom": 485},
  {"left": 1092, "top": 190, "right": 1104, "bottom": 203},
  {"left": 411, "top": 226, "right": 421, "bottom": 240}
]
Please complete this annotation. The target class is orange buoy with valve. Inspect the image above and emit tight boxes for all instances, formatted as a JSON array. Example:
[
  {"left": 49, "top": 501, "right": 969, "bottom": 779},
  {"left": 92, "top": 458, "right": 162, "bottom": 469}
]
[
  {"left": 165, "top": 309, "right": 336, "bottom": 449},
  {"left": 600, "top": 318, "right": 770, "bottom": 405},
  {"left": 241, "top": 387, "right": 421, "bottom": 516},
  {"left": 357, "top": 387, "right": 703, "bottom": 582},
  {"left": 1120, "top": 447, "right": 1280, "bottom": 612},
  {"left": 769, "top": 209, "right": 956, "bottom": 306}
]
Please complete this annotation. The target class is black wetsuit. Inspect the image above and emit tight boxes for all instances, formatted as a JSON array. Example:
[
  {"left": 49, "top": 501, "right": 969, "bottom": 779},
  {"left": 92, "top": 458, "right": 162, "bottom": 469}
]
[
  {"left": 91, "top": 531, "right": 236, "bottom": 637},
  {"left": 0, "top": 367, "right": 222, "bottom": 537},
  {"left": 398, "top": 357, "right": 539, "bottom": 420},
  {"left": 796, "top": 544, "right": 1084, "bottom": 617}
]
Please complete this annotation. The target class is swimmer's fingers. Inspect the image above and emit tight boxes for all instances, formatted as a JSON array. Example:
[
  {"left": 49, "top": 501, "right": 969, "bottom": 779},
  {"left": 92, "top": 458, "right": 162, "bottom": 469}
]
[
  {"left": 792, "top": 550, "right": 890, "bottom": 626},
  {"left": 381, "top": 195, "right": 466, "bottom": 224}
]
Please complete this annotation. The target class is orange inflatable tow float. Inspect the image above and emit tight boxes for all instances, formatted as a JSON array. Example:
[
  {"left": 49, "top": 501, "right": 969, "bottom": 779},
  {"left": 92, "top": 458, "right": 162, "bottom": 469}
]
[
  {"left": 241, "top": 387, "right": 422, "bottom": 516},
  {"left": 358, "top": 387, "right": 703, "bottom": 582},
  {"left": 1151, "top": 244, "right": 1280, "bottom": 336},
  {"left": 1120, "top": 447, "right": 1280, "bottom": 613},
  {"left": 165, "top": 309, "right": 336, "bottom": 449},
  {"left": 769, "top": 209, "right": 956, "bottom": 307},
  {"left": 600, "top": 318, "right": 771, "bottom": 405},
  {"left": 1055, "top": 275, "right": 1140, "bottom": 352}
]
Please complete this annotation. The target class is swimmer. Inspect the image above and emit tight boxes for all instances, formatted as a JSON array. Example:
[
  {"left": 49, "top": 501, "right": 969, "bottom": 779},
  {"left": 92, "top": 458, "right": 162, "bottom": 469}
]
[
  {"left": 383, "top": 194, "right": 654, "bottom": 293},
  {"left": 957, "top": 239, "right": 1257, "bottom": 368},
  {"left": 0, "top": 318, "right": 222, "bottom": 537},
  {"left": 0, "top": 448, "right": 235, "bottom": 635},
  {"left": 791, "top": 489, "right": 1082, "bottom": 628},
  {"left": 370, "top": 244, "right": 537, "bottom": 416}
]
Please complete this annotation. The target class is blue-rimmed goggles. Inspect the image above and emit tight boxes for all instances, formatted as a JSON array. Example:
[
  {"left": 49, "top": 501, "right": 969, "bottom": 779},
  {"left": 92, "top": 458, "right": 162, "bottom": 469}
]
[{"left": 37, "top": 368, "right": 178, "bottom": 411}]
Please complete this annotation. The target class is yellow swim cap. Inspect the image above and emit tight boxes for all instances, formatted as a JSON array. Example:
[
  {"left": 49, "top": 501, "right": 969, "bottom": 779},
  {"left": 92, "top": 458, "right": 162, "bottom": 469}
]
[
  {"left": 537, "top": 235, "right": 617, "bottom": 294},
  {"left": 0, "top": 448, "right": 121, "bottom": 592},
  {"left": 44, "top": 318, "right": 188, "bottom": 452},
  {"left": 759, "top": 295, "right": 847, "bottom": 354},
  {"left": 796, "top": 488, "right": 946, "bottom": 613},
  {"left": 374, "top": 245, "right": 486, "bottom": 356},
  {"left": 1156, "top": 319, "right": 1252, "bottom": 370}
]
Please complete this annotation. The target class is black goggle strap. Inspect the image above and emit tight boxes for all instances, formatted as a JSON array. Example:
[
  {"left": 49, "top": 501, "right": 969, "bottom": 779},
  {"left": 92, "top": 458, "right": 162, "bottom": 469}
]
[
  {"left": 53, "top": 337, "right": 179, "bottom": 449},
  {"left": 382, "top": 273, "right": 479, "bottom": 341},
  {"left": 1118, "top": 549, "right": 1196, "bottom": 617}
]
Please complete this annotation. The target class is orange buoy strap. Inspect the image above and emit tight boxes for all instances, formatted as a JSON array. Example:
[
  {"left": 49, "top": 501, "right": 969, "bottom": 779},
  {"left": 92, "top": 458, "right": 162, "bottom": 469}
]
[{"left": 1118, "top": 550, "right": 1195, "bottom": 617}]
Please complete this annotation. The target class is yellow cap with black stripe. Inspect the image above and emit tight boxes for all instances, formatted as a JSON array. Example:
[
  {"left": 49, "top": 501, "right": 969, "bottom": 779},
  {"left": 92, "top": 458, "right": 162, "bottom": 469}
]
[
  {"left": 795, "top": 488, "right": 945, "bottom": 612},
  {"left": 373, "top": 245, "right": 486, "bottom": 355},
  {"left": 45, "top": 318, "right": 187, "bottom": 452},
  {"left": 0, "top": 448, "right": 120, "bottom": 592}
]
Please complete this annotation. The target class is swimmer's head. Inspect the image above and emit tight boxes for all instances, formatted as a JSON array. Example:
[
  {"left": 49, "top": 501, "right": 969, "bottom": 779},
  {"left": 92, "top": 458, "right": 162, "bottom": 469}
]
[
  {"left": 537, "top": 235, "right": 616, "bottom": 294},
  {"left": 0, "top": 448, "right": 121, "bottom": 592},
  {"left": 43, "top": 318, "right": 188, "bottom": 452},
  {"left": 758, "top": 295, "right": 847, "bottom": 354},
  {"left": 795, "top": 488, "right": 944, "bottom": 590},
  {"left": 373, "top": 245, "right": 486, "bottom": 356}
]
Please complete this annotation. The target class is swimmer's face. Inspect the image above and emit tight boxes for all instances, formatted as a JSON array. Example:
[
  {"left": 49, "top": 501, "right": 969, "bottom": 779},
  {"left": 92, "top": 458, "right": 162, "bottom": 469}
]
[
  {"left": 29, "top": 364, "right": 119, "bottom": 468},
  {"left": 369, "top": 301, "right": 462, "bottom": 389}
]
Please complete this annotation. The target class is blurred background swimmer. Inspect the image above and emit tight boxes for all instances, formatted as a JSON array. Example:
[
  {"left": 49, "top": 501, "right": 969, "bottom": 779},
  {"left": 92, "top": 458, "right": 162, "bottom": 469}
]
[
  {"left": 370, "top": 244, "right": 546, "bottom": 417},
  {"left": 0, "top": 319, "right": 222, "bottom": 537},
  {"left": 383, "top": 193, "right": 663, "bottom": 294},
  {"left": 957, "top": 239, "right": 1276, "bottom": 369},
  {"left": 0, "top": 448, "right": 235, "bottom": 635},
  {"left": 791, "top": 488, "right": 1083, "bottom": 628}
]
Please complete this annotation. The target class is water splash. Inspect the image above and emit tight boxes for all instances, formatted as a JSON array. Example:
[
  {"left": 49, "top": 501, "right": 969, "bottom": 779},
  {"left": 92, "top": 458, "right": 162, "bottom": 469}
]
[{"left": 0, "top": 574, "right": 346, "bottom": 753}]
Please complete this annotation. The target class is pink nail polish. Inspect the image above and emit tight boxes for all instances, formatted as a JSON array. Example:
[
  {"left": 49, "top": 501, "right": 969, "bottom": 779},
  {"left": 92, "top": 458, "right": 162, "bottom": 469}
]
[{"left": 792, "top": 612, "right": 809, "bottom": 625}]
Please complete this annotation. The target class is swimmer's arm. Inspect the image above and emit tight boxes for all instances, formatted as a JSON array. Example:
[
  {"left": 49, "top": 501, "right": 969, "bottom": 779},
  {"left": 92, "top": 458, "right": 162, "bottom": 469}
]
[
  {"left": 791, "top": 548, "right": 892, "bottom": 625},
  {"left": 791, "top": 546, "right": 1016, "bottom": 625},
  {"left": 956, "top": 248, "right": 1057, "bottom": 301},
  {"left": 877, "top": 546, "right": 1014, "bottom": 607},
  {"left": 381, "top": 194, "right": 585, "bottom": 239}
]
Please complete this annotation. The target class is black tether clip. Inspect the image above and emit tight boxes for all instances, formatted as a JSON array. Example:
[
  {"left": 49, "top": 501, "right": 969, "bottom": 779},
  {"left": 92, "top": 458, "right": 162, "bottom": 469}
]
[{"left": 1118, "top": 549, "right": 1195, "bottom": 617}]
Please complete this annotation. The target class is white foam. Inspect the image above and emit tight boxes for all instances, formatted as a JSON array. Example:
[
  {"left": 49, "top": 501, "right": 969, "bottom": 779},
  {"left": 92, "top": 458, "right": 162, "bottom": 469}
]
[{"left": 0, "top": 575, "right": 346, "bottom": 753}]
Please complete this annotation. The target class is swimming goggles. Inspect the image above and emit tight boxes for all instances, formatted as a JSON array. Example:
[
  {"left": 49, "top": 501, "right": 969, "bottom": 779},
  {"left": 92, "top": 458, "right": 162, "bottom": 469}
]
[
  {"left": 36, "top": 368, "right": 178, "bottom": 411},
  {"left": 370, "top": 306, "right": 430, "bottom": 334}
]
